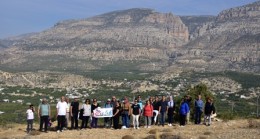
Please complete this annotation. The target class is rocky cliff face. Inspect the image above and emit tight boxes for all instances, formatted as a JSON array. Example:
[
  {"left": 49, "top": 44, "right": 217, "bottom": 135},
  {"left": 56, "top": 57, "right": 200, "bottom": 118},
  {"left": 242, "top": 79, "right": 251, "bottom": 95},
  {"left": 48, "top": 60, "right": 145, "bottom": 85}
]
[
  {"left": 217, "top": 1, "right": 260, "bottom": 21},
  {"left": 174, "top": 1, "right": 260, "bottom": 72}
]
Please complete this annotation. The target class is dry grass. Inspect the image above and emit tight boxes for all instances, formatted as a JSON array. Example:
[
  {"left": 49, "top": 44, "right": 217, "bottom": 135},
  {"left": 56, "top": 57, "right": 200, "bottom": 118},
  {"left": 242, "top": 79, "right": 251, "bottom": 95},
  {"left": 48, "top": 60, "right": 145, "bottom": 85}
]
[
  {"left": 198, "top": 135, "right": 208, "bottom": 139},
  {"left": 29, "top": 130, "right": 41, "bottom": 136},
  {"left": 144, "top": 135, "right": 156, "bottom": 139},
  {"left": 160, "top": 133, "right": 182, "bottom": 139},
  {"left": 248, "top": 119, "right": 260, "bottom": 128},
  {"left": 203, "top": 131, "right": 212, "bottom": 135},
  {"left": 148, "top": 129, "right": 159, "bottom": 134},
  {"left": 0, "top": 119, "right": 260, "bottom": 139},
  {"left": 122, "top": 135, "right": 135, "bottom": 139},
  {"left": 161, "top": 128, "right": 174, "bottom": 132}
]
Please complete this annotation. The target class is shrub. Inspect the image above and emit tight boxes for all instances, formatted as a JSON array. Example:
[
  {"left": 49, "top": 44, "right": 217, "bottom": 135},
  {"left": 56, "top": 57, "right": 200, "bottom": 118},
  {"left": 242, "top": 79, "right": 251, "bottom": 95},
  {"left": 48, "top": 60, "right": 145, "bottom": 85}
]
[{"left": 217, "top": 112, "right": 236, "bottom": 121}]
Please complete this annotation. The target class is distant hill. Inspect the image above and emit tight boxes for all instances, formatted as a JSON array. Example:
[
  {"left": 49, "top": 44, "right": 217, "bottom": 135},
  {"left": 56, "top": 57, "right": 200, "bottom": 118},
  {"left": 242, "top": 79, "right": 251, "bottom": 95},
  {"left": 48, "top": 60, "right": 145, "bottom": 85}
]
[{"left": 0, "top": 1, "right": 259, "bottom": 75}]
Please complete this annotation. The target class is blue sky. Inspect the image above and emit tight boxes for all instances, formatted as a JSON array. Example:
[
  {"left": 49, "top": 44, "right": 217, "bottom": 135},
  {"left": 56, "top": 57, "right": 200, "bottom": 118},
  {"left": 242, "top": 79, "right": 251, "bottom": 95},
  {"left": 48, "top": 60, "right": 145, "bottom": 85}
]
[{"left": 0, "top": 0, "right": 258, "bottom": 39}]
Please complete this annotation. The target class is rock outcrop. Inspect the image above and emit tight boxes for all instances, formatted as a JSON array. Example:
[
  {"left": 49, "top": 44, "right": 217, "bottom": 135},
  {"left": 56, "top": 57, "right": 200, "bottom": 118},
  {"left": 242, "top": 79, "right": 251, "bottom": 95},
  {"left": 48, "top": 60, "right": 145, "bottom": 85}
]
[{"left": 174, "top": 1, "right": 260, "bottom": 72}]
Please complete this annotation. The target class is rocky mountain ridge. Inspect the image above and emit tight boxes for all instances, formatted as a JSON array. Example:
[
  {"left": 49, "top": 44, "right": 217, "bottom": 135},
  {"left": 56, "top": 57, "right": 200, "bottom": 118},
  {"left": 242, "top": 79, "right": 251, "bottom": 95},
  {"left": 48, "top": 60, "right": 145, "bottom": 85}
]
[
  {"left": 175, "top": 1, "right": 260, "bottom": 72},
  {"left": 0, "top": 8, "right": 190, "bottom": 73},
  {"left": 0, "top": 1, "right": 259, "bottom": 78}
]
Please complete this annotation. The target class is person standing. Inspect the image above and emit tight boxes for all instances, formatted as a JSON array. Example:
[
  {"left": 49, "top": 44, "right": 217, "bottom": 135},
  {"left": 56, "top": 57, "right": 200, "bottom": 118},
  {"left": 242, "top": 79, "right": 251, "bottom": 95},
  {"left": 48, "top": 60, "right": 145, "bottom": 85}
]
[
  {"left": 195, "top": 95, "right": 204, "bottom": 124},
  {"left": 38, "top": 98, "right": 51, "bottom": 133},
  {"left": 152, "top": 96, "right": 160, "bottom": 125},
  {"left": 110, "top": 96, "right": 117, "bottom": 127},
  {"left": 167, "top": 96, "right": 175, "bottom": 126},
  {"left": 65, "top": 97, "right": 70, "bottom": 129},
  {"left": 121, "top": 98, "right": 131, "bottom": 129},
  {"left": 104, "top": 99, "right": 113, "bottom": 128},
  {"left": 143, "top": 100, "right": 153, "bottom": 128},
  {"left": 179, "top": 98, "right": 189, "bottom": 127},
  {"left": 184, "top": 95, "right": 192, "bottom": 124},
  {"left": 203, "top": 98, "right": 215, "bottom": 126},
  {"left": 159, "top": 96, "right": 168, "bottom": 127},
  {"left": 26, "top": 104, "right": 35, "bottom": 134},
  {"left": 91, "top": 98, "right": 99, "bottom": 128},
  {"left": 70, "top": 97, "right": 80, "bottom": 130},
  {"left": 80, "top": 99, "right": 91, "bottom": 129},
  {"left": 56, "top": 96, "right": 67, "bottom": 133},
  {"left": 111, "top": 96, "right": 117, "bottom": 107},
  {"left": 131, "top": 99, "right": 141, "bottom": 129},
  {"left": 112, "top": 101, "right": 121, "bottom": 130}
]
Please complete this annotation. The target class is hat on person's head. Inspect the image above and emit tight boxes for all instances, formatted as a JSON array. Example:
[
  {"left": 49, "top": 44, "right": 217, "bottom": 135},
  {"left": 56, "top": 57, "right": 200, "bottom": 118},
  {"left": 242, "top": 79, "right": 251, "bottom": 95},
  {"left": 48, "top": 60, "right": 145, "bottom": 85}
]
[{"left": 107, "top": 99, "right": 111, "bottom": 101}]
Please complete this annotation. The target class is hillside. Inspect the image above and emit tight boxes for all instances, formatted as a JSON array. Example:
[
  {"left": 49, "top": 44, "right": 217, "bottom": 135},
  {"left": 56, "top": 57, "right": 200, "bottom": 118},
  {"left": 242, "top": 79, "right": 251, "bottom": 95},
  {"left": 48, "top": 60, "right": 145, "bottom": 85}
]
[
  {"left": 0, "top": 1, "right": 259, "bottom": 77},
  {"left": 176, "top": 1, "right": 260, "bottom": 72},
  {"left": 0, "top": 8, "right": 188, "bottom": 74}
]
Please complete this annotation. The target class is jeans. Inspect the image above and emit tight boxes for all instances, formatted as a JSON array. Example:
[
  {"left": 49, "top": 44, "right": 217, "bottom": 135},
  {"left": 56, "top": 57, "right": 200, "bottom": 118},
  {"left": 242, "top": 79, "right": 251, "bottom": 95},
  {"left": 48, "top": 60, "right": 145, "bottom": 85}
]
[
  {"left": 104, "top": 117, "right": 112, "bottom": 128},
  {"left": 122, "top": 113, "right": 129, "bottom": 128},
  {"left": 91, "top": 117, "right": 98, "bottom": 128},
  {"left": 132, "top": 114, "right": 140, "bottom": 128},
  {"left": 57, "top": 115, "right": 66, "bottom": 131},
  {"left": 160, "top": 111, "right": 166, "bottom": 126},
  {"left": 195, "top": 110, "right": 202, "bottom": 124},
  {"left": 144, "top": 116, "right": 151, "bottom": 127},
  {"left": 204, "top": 114, "right": 211, "bottom": 125},
  {"left": 39, "top": 116, "right": 49, "bottom": 131},
  {"left": 27, "top": 119, "right": 33, "bottom": 133}
]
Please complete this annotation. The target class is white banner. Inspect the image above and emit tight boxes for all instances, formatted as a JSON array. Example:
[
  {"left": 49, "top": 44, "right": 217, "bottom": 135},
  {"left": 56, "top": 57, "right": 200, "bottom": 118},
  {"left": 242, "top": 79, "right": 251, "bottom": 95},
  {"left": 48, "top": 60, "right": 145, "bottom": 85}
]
[{"left": 93, "top": 107, "right": 113, "bottom": 118}]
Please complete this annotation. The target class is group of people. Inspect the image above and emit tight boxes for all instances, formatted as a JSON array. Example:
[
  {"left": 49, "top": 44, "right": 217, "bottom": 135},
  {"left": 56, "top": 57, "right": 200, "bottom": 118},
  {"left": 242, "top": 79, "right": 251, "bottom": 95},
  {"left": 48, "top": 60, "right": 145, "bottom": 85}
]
[{"left": 26, "top": 94, "right": 216, "bottom": 134}]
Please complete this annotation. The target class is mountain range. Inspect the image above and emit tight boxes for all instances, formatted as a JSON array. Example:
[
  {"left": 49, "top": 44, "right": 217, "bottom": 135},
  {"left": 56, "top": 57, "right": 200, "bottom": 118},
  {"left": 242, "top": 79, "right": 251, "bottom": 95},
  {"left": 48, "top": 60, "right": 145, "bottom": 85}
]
[{"left": 0, "top": 1, "right": 259, "bottom": 75}]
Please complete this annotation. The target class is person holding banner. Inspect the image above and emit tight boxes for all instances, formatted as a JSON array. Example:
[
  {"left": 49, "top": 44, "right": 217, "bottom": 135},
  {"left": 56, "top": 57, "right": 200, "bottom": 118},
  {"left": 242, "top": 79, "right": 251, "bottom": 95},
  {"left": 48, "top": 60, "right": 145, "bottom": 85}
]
[
  {"left": 91, "top": 98, "right": 99, "bottom": 128},
  {"left": 104, "top": 99, "right": 113, "bottom": 128}
]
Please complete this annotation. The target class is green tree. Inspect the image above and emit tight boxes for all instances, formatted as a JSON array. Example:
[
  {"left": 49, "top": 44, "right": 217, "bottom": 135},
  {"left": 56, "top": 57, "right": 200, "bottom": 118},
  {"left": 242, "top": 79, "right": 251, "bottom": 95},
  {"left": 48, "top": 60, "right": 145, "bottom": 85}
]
[
  {"left": 185, "top": 83, "right": 215, "bottom": 119},
  {"left": 186, "top": 83, "right": 214, "bottom": 101}
]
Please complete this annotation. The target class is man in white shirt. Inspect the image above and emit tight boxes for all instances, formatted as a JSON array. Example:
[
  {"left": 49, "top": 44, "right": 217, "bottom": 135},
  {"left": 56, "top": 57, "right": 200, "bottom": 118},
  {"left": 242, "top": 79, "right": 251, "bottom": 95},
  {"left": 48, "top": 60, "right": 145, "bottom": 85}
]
[{"left": 56, "top": 96, "right": 67, "bottom": 133}]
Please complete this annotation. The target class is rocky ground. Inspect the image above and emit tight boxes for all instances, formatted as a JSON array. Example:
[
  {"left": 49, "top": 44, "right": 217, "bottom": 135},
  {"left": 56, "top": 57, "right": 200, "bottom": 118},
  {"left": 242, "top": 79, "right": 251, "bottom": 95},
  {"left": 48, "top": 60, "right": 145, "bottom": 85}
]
[{"left": 0, "top": 119, "right": 259, "bottom": 139}]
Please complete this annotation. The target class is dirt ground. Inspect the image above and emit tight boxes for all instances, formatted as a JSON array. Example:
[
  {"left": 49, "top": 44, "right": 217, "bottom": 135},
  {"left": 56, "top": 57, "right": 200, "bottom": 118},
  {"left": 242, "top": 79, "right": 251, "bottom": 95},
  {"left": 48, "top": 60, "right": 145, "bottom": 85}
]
[{"left": 0, "top": 119, "right": 259, "bottom": 139}]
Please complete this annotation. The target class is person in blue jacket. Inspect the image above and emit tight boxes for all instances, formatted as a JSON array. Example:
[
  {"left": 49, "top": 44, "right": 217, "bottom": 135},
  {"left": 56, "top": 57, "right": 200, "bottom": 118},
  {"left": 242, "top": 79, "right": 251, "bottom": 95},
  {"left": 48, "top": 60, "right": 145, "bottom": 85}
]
[
  {"left": 179, "top": 98, "right": 189, "bottom": 127},
  {"left": 194, "top": 95, "right": 204, "bottom": 124}
]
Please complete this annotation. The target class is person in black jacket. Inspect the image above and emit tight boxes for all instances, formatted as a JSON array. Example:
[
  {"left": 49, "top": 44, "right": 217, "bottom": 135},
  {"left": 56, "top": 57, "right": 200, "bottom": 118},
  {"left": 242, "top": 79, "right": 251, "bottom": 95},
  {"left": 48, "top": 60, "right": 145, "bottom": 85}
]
[
  {"left": 203, "top": 97, "right": 215, "bottom": 126},
  {"left": 91, "top": 98, "right": 100, "bottom": 128},
  {"left": 70, "top": 97, "right": 80, "bottom": 130}
]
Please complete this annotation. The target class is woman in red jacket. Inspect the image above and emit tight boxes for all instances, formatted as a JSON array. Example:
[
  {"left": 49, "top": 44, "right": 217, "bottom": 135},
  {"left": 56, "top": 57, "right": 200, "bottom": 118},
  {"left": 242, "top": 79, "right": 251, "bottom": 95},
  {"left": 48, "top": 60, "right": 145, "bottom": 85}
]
[{"left": 143, "top": 100, "right": 153, "bottom": 128}]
